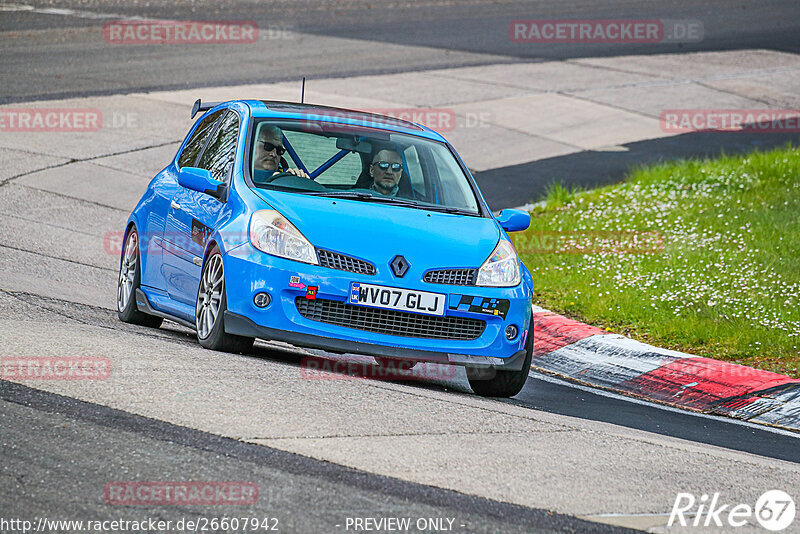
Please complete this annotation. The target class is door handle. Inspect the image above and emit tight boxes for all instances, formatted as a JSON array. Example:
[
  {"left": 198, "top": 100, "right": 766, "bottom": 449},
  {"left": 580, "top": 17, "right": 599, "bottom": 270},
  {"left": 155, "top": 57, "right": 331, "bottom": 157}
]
[{"left": 170, "top": 201, "right": 181, "bottom": 210}]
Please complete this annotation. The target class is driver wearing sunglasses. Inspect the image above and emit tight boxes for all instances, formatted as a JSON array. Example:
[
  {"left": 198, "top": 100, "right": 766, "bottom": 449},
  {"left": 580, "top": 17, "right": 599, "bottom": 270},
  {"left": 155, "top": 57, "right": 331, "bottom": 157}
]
[
  {"left": 253, "top": 125, "right": 309, "bottom": 179},
  {"left": 369, "top": 149, "right": 404, "bottom": 197}
]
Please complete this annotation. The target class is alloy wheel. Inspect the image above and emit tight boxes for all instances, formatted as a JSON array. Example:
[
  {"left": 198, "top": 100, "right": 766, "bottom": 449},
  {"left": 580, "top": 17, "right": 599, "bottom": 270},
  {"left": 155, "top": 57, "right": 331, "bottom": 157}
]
[
  {"left": 117, "top": 231, "right": 138, "bottom": 312},
  {"left": 196, "top": 255, "right": 224, "bottom": 339}
]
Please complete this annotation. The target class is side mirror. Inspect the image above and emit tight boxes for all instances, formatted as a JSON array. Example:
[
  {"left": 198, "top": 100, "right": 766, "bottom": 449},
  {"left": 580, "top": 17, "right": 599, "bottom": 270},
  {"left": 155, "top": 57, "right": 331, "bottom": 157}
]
[
  {"left": 178, "top": 167, "right": 225, "bottom": 200},
  {"left": 496, "top": 209, "right": 530, "bottom": 232}
]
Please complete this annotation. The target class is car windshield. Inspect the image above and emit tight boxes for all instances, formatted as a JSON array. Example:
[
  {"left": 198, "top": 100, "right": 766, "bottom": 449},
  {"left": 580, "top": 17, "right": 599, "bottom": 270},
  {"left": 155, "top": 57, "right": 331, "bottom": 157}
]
[{"left": 248, "top": 119, "right": 481, "bottom": 215}]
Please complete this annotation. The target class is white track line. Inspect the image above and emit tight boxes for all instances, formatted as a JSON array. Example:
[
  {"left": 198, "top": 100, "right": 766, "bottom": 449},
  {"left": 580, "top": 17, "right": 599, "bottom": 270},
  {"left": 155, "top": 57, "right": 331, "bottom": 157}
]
[
  {"left": 529, "top": 370, "right": 800, "bottom": 439},
  {"left": 0, "top": 3, "right": 167, "bottom": 21}
]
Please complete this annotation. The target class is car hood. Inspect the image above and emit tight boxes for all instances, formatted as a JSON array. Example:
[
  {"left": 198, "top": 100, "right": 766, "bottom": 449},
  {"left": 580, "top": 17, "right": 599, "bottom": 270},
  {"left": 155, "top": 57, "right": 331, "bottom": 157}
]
[{"left": 252, "top": 189, "right": 501, "bottom": 270}]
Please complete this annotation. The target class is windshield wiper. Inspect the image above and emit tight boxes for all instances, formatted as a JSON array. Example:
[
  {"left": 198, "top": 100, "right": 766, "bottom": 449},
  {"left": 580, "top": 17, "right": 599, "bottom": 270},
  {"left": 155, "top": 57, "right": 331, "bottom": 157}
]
[
  {"left": 308, "top": 191, "right": 478, "bottom": 215},
  {"left": 308, "top": 191, "right": 377, "bottom": 199},
  {"left": 308, "top": 191, "right": 418, "bottom": 206},
  {"left": 419, "top": 205, "right": 478, "bottom": 216}
]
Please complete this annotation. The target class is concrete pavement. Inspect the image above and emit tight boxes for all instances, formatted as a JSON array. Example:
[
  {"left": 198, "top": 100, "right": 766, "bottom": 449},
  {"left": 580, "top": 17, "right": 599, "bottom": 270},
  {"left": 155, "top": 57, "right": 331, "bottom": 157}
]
[
  {"left": 2, "top": 291, "right": 800, "bottom": 531},
  {"left": 2, "top": 47, "right": 800, "bottom": 532},
  {"left": 3, "top": 48, "right": 798, "bottom": 199}
]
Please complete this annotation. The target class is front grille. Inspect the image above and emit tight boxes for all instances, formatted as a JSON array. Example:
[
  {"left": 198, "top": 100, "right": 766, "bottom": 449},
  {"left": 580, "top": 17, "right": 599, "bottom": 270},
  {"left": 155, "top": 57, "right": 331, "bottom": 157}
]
[
  {"left": 317, "top": 249, "right": 376, "bottom": 275},
  {"left": 423, "top": 268, "right": 477, "bottom": 286},
  {"left": 296, "top": 297, "right": 485, "bottom": 340}
]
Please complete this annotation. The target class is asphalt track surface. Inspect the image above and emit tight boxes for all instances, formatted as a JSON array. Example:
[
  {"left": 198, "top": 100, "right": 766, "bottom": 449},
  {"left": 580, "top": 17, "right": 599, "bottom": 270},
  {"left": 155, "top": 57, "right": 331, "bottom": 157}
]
[
  {"left": 1, "top": 381, "right": 626, "bottom": 534},
  {"left": 2, "top": 1, "right": 800, "bottom": 532},
  {"left": 3, "top": 0, "right": 800, "bottom": 208},
  {"left": 1, "top": 289, "right": 798, "bottom": 531},
  {"left": 2, "top": 0, "right": 800, "bottom": 102}
]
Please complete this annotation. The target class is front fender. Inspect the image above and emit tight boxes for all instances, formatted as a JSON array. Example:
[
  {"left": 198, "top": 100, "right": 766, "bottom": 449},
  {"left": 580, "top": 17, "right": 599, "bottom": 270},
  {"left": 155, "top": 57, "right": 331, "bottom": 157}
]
[
  {"left": 201, "top": 215, "right": 249, "bottom": 264},
  {"left": 520, "top": 260, "right": 533, "bottom": 294}
]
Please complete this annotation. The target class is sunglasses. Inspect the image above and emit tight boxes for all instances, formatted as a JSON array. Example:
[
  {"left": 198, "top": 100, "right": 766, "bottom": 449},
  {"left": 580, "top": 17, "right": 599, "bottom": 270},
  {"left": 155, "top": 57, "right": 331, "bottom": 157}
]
[
  {"left": 261, "top": 140, "right": 286, "bottom": 155},
  {"left": 372, "top": 161, "right": 403, "bottom": 172}
]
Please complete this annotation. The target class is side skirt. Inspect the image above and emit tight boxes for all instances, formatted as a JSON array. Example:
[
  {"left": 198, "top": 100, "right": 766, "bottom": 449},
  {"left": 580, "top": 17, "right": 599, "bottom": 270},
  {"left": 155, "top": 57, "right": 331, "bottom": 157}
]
[{"left": 135, "top": 288, "right": 196, "bottom": 329}]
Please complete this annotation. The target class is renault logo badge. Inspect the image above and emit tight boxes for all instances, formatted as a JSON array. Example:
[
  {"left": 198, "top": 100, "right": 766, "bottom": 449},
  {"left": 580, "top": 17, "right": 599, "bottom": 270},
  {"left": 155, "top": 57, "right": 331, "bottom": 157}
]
[{"left": 390, "top": 255, "right": 409, "bottom": 277}]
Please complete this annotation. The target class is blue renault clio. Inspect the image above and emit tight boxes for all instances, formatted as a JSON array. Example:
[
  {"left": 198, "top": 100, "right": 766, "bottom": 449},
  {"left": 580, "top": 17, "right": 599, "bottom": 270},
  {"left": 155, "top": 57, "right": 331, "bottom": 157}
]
[{"left": 117, "top": 99, "right": 533, "bottom": 397}]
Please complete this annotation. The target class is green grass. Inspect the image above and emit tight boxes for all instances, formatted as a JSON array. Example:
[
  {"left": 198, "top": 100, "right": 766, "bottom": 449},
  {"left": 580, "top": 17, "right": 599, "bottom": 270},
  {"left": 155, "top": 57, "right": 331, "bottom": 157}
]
[
  {"left": 542, "top": 182, "right": 579, "bottom": 209},
  {"left": 513, "top": 145, "right": 800, "bottom": 377}
]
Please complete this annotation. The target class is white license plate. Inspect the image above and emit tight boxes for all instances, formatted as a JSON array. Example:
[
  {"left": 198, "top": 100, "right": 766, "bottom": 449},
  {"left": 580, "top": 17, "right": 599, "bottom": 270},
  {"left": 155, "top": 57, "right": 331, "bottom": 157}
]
[{"left": 349, "top": 283, "right": 446, "bottom": 316}]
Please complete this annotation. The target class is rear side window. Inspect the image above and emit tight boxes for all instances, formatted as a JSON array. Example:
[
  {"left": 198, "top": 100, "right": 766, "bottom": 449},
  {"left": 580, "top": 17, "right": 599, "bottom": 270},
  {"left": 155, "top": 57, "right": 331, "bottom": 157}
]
[
  {"left": 178, "top": 110, "right": 224, "bottom": 168},
  {"left": 197, "top": 111, "right": 239, "bottom": 183}
]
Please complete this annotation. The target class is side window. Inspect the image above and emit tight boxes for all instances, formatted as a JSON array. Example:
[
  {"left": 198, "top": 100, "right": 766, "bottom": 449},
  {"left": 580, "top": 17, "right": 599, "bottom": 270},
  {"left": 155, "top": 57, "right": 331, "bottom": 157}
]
[
  {"left": 178, "top": 110, "right": 224, "bottom": 168},
  {"left": 197, "top": 111, "right": 239, "bottom": 183},
  {"left": 430, "top": 148, "right": 478, "bottom": 212}
]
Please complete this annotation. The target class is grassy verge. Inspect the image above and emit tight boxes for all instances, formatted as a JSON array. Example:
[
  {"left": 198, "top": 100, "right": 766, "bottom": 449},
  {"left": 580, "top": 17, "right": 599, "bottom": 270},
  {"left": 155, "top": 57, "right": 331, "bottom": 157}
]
[{"left": 513, "top": 145, "right": 800, "bottom": 377}]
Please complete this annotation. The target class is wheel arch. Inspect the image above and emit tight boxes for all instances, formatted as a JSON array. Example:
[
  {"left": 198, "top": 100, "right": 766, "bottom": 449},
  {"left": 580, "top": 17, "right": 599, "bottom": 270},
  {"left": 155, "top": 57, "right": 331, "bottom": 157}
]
[
  {"left": 120, "top": 217, "right": 139, "bottom": 267},
  {"left": 200, "top": 238, "right": 223, "bottom": 273}
]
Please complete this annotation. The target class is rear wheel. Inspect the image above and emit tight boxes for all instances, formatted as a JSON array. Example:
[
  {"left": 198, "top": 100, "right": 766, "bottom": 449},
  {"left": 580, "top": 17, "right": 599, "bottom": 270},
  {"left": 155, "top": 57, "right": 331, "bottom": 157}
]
[
  {"left": 117, "top": 228, "right": 163, "bottom": 328},
  {"left": 467, "top": 326, "right": 533, "bottom": 398},
  {"left": 196, "top": 250, "right": 254, "bottom": 354}
]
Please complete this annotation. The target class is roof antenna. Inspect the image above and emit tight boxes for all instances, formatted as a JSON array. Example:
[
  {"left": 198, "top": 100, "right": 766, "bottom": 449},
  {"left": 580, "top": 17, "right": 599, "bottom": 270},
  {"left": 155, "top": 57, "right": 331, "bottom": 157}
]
[{"left": 301, "top": 77, "right": 306, "bottom": 104}]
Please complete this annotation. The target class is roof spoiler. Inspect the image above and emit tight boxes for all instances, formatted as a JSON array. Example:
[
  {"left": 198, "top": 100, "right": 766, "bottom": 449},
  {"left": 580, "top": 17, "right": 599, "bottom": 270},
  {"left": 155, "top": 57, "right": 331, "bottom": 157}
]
[{"left": 191, "top": 99, "right": 222, "bottom": 119}]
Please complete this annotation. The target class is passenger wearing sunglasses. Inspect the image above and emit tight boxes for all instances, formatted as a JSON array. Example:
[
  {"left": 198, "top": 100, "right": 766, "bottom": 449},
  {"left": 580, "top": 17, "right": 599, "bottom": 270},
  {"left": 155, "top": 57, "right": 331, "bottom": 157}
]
[
  {"left": 369, "top": 149, "right": 404, "bottom": 197},
  {"left": 253, "top": 125, "right": 309, "bottom": 180}
]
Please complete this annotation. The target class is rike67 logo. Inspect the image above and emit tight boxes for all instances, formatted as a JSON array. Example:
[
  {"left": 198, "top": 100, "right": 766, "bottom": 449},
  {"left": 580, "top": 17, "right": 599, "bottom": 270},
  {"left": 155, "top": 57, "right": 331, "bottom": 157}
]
[{"left": 669, "top": 490, "right": 795, "bottom": 531}]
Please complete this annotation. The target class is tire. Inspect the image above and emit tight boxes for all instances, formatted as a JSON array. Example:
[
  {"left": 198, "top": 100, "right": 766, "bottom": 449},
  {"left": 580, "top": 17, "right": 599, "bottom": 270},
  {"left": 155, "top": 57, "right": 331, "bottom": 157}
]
[
  {"left": 195, "top": 250, "right": 254, "bottom": 354},
  {"left": 117, "top": 228, "right": 163, "bottom": 328},
  {"left": 467, "top": 325, "right": 533, "bottom": 398}
]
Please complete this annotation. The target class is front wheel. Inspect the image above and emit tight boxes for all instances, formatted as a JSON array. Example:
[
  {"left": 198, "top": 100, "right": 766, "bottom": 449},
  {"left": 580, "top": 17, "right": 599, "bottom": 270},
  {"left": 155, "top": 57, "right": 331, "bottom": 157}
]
[
  {"left": 467, "top": 326, "right": 533, "bottom": 398},
  {"left": 196, "top": 250, "right": 254, "bottom": 354}
]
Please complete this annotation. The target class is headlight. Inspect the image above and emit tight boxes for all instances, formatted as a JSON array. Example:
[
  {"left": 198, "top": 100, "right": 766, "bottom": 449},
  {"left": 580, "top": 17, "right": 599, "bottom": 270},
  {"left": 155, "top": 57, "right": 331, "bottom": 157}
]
[
  {"left": 476, "top": 239, "right": 520, "bottom": 287},
  {"left": 249, "top": 209, "right": 318, "bottom": 264}
]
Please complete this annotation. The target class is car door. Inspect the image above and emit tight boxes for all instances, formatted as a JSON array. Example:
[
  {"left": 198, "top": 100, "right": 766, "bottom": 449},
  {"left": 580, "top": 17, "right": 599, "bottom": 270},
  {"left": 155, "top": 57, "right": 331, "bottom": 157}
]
[
  {"left": 163, "top": 110, "right": 239, "bottom": 306},
  {"left": 150, "top": 109, "right": 224, "bottom": 293}
]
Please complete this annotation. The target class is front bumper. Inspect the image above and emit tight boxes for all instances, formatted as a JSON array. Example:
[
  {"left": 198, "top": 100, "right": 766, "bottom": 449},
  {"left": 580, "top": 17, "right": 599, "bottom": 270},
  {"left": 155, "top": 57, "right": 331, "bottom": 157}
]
[
  {"left": 222, "top": 242, "right": 532, "bottom": 366},
  {"left": 224, "top": 311, "right": 529, "bottom": 370}
]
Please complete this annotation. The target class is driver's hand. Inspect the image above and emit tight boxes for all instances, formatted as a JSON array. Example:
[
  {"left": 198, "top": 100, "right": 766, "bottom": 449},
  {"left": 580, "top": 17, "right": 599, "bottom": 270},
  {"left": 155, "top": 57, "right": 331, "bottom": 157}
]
[{"left": 286, "top": 168, "right": 310, "bottom": 179}]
